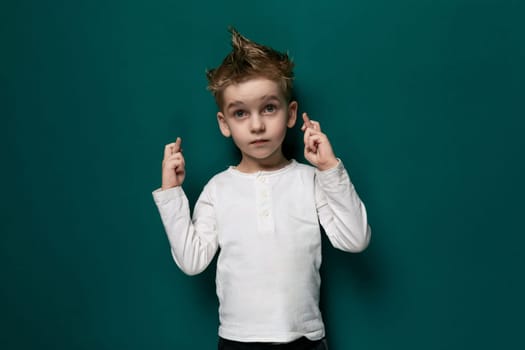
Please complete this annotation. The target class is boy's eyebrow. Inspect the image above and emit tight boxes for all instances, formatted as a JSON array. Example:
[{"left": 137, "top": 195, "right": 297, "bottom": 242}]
[
  {"left": 226, "top": 95, "right": 281, "bottom": 111},
  {"left": 226, "top": 101, "right": 245, "bottom": 110},
  {"left": 260, "top": 95, "right": 280, "bottom": 102}
]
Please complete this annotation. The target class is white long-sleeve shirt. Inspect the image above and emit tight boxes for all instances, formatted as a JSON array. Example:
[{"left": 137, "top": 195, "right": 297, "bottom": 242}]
[{"left": 152, "top": 159, "right": 371, "bottom": 343}]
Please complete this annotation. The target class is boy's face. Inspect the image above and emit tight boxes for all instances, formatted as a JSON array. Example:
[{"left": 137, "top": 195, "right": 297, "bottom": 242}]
[{"left": 217, "top": 78, "right": 297, "bottom": 171}]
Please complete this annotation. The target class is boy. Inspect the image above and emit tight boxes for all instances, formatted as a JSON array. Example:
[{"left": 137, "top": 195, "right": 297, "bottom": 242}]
[{"left": 152, "top": 28, "right": 371, "bottom": 349}]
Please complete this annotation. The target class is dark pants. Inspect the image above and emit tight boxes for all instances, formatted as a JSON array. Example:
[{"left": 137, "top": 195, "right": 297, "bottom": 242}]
[{"left": 218, "top": 336, "right": 328, "bottom": 350}]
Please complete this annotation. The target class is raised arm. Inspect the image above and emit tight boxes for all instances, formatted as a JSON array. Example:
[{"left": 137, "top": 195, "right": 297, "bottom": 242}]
[
  {"left": 153, "top": 138, "right": 218, "bottom": 275},
  {"left": 301, "top": 114, "right": 371, "bottom": 252}
]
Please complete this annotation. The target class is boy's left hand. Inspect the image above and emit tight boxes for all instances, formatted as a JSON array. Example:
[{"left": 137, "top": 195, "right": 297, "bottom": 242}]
[{"left": 301, "top": 113, "right": 339, "bottom": 171}]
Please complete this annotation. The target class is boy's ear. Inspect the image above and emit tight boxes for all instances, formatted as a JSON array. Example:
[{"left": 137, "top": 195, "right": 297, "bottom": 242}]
[
  {"left": 287, "top": 101, "right": 298, "bottom": 128},
  {"left": 217, "top": 112, "right": 231, "bottom": 137}
]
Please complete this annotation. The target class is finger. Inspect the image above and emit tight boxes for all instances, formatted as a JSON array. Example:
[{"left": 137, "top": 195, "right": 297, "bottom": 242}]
[
  {"left": 173, "top": 137, "right": 182, "bottom": 153},
  {"left": 309, "top": 135, "right": 322, "bottom": 153},
  {"left": 303, "top": 127, "right": 312, "bottom": 147},
  {"left": 163, "top": 152, "right": 184, "bottom": 165},
  {"left": 304, "top": 130, "right": 317, "bottom": 153},
  {"left": 167, "top": 153, "right": 185, "bottom": 164},
  {"left": 306, "top": 132, "right": 323, "bottom": 151},
  {"left": 164, "top": 142, "right": 177, "bottom": 159},
  {"left": 165, "top": 157, "right": 185, "bottom": 171},
  {"left": 305, "top": 144, "right": 318, "bottom": 154},
  {"left": 304, "top": 127, "right": 324, "bottom": 137},
  {"left": 175, "top": 163, "right": 186, "bottom": 175},
  {"left": 303, "top": 113, "right": 322, "bottom": 132},
  {"left": 302, "top": 113, "right": 314, "bottom": 129},
  {"left": 310, "top": 120, "right": 321, "bottom": 132},
  {"left": 304, "top": 128, "right": 325, "bottom": 149}
]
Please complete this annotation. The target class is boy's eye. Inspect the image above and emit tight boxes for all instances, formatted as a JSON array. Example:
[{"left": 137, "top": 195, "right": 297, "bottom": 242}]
[
  {"left": 233, "top": 110, "right": 246, "bottom": 118},
  {"left": 263, "top": 104, "right": 276, "bottom": 113}
]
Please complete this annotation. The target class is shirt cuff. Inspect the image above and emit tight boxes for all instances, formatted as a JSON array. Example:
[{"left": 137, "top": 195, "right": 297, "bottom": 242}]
[
  {"left": 152, "top": 186, "right": 184, "bottom": 204},
  {"left": 315, "top": 158, "right": 343, "bottom": 175},
  {"left": 314, "top": 159, "right": 350, "bottom": 186}
]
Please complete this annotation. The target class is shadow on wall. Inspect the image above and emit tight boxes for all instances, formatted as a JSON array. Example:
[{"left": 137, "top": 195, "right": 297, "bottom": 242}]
[{"left": 319, "top": 230, "right": 390, "bottom": 344}]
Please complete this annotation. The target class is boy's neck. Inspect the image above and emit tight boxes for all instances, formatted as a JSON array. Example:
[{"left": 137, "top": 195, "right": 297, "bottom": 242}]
[{"left": 235, "top": 153, "right": 291, "bottom": 173}]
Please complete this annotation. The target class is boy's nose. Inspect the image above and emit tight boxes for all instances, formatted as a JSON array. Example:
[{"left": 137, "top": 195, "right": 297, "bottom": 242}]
[{"left": 249, "top": 115, "right": 265, "bottom": 133}]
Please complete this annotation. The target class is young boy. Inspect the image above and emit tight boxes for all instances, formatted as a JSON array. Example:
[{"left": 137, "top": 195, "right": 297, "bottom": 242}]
[{"left": 152, "top": 28, "right": 371, "bottom": 349}]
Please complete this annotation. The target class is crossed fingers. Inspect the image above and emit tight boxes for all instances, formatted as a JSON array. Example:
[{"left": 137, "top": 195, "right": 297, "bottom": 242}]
[
  {"left": 164, "top": 137, "right": 182, "bottom": 158},
  {"left": 301, "top": 113, "right": 323, "bottom": 153},
  {"left": 301, "top": 113, "right": 321, "bottom": 132}
]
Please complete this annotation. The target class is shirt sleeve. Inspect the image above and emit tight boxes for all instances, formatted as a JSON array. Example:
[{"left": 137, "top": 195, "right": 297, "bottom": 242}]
[
  {"left": 315, "top": 160, "right": 371, "bottom": 252},
  {"left": 152, "top": 183, "right": 219, "bottom": 275}
]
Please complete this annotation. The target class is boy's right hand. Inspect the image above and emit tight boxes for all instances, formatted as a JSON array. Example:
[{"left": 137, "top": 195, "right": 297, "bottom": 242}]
[{"left": 162, "top": 137, "right": 185, "bottom": 189}]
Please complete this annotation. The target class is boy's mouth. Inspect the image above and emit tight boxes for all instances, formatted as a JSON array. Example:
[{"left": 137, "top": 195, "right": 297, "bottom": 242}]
[{"left": 250, "top": 139, "right": 269, "bottom": 145}]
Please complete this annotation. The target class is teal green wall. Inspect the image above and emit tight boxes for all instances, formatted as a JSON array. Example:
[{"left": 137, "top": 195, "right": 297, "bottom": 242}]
[{"left": 3, "top": 0, "right": 524, "bottom": 349}]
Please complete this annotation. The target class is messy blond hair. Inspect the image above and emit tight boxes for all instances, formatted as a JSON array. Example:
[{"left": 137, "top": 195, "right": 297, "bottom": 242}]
[{"left": 206, "top": 27, "right": 295, "bottom": 108}]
